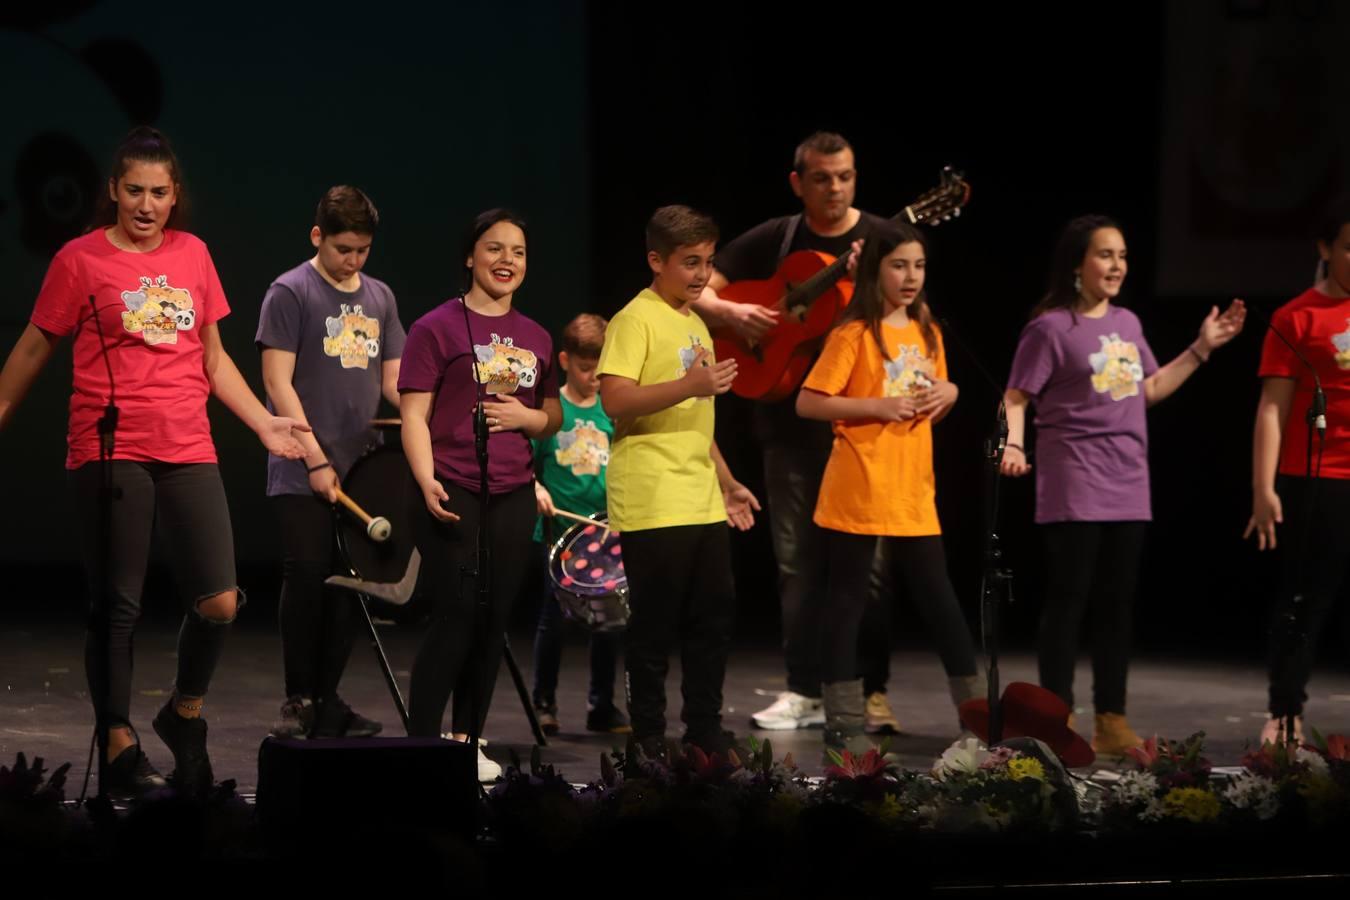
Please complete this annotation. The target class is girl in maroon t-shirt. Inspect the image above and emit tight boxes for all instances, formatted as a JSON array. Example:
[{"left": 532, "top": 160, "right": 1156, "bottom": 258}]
[
  {"left": 0, "top": 128, "right": 307, "bottom": 798},
  {"left": 398, "top": 209, "right": 560, "bottom": 780},
  {"left": 1246, "top": 202, "right": 1350, "bottom": 747}
]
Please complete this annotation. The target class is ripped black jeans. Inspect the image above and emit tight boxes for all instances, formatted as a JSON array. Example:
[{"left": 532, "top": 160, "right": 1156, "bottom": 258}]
[{"left": 71, "top": 462, "right": 241, "bottom": 731}]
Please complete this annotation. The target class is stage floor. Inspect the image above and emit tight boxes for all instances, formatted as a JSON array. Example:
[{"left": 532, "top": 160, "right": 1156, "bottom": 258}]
[{"left": 3, "top": 619, "right": 1348, "bottom": 793}]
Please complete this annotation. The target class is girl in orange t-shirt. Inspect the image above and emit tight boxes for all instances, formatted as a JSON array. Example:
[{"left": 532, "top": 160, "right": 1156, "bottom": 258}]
[{"left": 797, "top": 220, "right": 979, "bottom": 756}]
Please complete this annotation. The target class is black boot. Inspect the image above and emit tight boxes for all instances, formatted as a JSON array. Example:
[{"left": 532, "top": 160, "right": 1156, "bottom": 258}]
[{"left": 152, "top": 700, "right": 214, "bottom": 797}]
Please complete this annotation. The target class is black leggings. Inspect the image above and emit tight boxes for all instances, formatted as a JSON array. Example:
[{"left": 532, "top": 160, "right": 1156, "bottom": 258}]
[
  {"left": 272, "top": 494, "right": 358, "bottom": 702},
  {"left": 71, "top": 462, "right": 239, "bottom": 731},
  {"left": 820, "top": 531, "right": 977, "bottom": 684},
  {"left": 1268, "top": 475, "right": 1350, "bottom": 717},
  {"left": 1038, "top": 521, "right": 1147, "bottom": 714},
  {"left": 407, "top": 480, "right": 535, "bottom": 737},
  {"left": 762, "top": 433, "right": 896, "bottom": 697}
]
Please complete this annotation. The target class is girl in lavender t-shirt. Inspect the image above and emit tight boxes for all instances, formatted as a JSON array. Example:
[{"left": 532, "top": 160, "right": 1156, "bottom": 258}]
[{"left": 1001, "top": 215, "right": 1245, "bottom": 757}]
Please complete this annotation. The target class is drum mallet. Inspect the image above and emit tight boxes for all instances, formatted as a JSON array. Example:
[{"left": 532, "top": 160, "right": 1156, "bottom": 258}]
[
  {"left": 335, "top": 489, "right": 392, "bottom": 542},
  {"left": 553, "top": 507, "right": 610, "bottom": 540}
]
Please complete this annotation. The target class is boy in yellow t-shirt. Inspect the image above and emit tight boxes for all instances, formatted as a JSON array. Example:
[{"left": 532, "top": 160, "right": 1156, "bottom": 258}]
[{"left": 597, "top": 205, "right": 759, "bottom": 757}]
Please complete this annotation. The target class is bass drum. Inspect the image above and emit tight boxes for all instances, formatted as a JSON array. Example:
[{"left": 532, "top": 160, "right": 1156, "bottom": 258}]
[{"left": 336, "top": 441, "right": 422, "bottom": 620}]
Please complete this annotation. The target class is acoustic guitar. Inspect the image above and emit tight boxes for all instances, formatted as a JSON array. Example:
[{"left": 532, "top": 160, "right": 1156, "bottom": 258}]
[{"left": 712, "top": 167, "right": 970, "bottom": 401}]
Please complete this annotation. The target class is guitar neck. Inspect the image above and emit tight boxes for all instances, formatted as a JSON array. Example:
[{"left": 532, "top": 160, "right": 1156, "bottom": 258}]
[
  {"left": 785, "top": 252, "right": 853, "bottom": 308},
  {"left": 782, "top": 173, "right": 966, "bottom": 308}
]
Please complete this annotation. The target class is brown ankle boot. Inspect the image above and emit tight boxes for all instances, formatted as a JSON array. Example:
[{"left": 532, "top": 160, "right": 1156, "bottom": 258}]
[{"left": 1091, "top": 713, "right": 1143, "bottom": 756}]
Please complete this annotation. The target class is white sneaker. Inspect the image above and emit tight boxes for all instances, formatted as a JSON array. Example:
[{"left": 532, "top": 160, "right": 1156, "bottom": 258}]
[
  {"left": 750, "top": 691, "right": 825, "bottom": 730},
  {"left": 477, "top": 746, "right": 502, "bottom": 782}
]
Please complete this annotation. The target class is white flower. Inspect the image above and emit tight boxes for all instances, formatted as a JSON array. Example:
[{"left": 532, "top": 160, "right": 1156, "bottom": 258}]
[
  {"left": 1223, "top": 773, "right": 1280, "bottom": 820},
  {"left": 1111, "top": 770, "right": 1160, "bottom": 808},
  {"left": 1296, "top": 748, "right": 1331, "bottom": 778},
  {"left": 933, "top": 737, "right": 991, "bottom": 780},
  {"left": 1138, "top": 798, "right": 1166, "bottom": 823}
]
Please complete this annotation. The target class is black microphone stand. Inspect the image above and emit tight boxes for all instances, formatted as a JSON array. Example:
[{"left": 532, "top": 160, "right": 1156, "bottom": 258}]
[
  {"left": 88, "top": 294, "right": 119, "bottom": 802},
  {"left": 938, "top": 317, "right": 1014, "bottom": 743},
  {"left": 458, "top": 298, "right": 492, "bottom": 776}
]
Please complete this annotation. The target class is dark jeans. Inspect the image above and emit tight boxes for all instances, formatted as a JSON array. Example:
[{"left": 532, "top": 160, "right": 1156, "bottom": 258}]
[
  {"left": 532, "top": 540, "right": 622, "bottom": 712},
  {"left": 407, "top": 480, "right": 535, "bottom": 737},
  {"left": 71, "top": 462, "right": 239, "bottom": 731},
  {"left": 621, "top": 523, "right": 736, "bottom": 742},
  {"left": 272, "top": 494, "right": 357, "bottom": 702},
  {"left": 820, "top": 531, "right": 978, "bottom": 683},
  {"left": 1038, "top": 521, "right": 1147, "bottom": 714},
  {"left": 1268, "top": 475, "right": 1350, "bottom": 717},
  {"left": 760, "top": 412, "right": 892, "bottom": 697}
]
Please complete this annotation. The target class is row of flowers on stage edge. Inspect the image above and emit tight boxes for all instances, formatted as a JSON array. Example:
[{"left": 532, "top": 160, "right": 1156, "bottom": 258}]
[
  {"left": 1, "top": 730, "right": 1347, "bottom": 842},
  {"left": 481, "top": 728, "right": 1350, "bottom": 836}
]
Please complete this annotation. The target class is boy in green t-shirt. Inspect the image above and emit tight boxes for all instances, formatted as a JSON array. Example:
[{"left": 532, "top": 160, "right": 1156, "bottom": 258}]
[
  {"left": 531, "top": 314, "right": 628, "bottom": 734},
  {"left": 596, "top": 205, "right": 760, "bottom": 757}
]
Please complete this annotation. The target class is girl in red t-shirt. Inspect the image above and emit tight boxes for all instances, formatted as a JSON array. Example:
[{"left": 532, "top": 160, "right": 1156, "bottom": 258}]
[
  {"left": 1246, "top": 202, "right": 1350, "bottom": 747},
  {"left": 0, "top": 127, "right": 307, "bottom": 798}
]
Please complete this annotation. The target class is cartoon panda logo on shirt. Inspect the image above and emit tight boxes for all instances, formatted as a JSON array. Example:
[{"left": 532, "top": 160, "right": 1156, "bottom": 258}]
[
  {"left": 674, "top": 335, "right": 715, "bottom": 402},
  {"left": 473, "top": 333, "right": 538, "bottom": 395},
  {"left": 120, "top": 275, "right": 194, "bottom": 345},
  {"left": 323, "top": 303, "right": 381, "bottom": 370},
  {"left": 555, "top": 419, "right": 611, "bottom": 476},
  {"left": 883, "top": 343, "right": 936, "bottom": 397},
  {"left": 1331, "top": 319, "right": 1350, "bottom": 370},
  {"left": 1089, "top": 333, "right": 1145, "bottom": 401}
]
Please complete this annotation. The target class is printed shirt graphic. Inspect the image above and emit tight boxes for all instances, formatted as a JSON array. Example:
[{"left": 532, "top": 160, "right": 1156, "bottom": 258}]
[
  {"left": 323, "top": 303, "right": 382, "bottom": 369},
  {"left": 120, "top": 274, "right": 197, "bottom": 345},
  {"left": 30, "top": 229, "right": 229, "bottom": 469},
  {"left": 256, "top": 262, "right": 406, "bottom": 497},
  {"left": 398, "top": 298, "right": 555, "bottom": 494},
  {"left": 533, "top": 392, "right": 613, "bottom": 542},
  {"left": 597, "top": 288, "right": 725, "bottom": 531},
  {"left": 1259, "top": 287, "right": 1350, "bottom": 479},
  {"left": 805, "top": 319, "right": 945, "bottom": 536},
  {"left": 1088, "top": 332, "right": 1146, "bottom": 401},
  {"left": 883, "top": 342, "right": 937, "bottom": 397},
  {"left": 473, "top": 333, "right": 539, "bottom": 394},
  {"left": 1006, "top": 305, "right": 1158, "bottom": 523}
]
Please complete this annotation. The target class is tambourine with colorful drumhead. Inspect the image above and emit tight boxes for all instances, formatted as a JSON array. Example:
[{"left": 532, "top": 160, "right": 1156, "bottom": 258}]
[{"left": 546, "top": 516, "right": 628, "bottom": 632}]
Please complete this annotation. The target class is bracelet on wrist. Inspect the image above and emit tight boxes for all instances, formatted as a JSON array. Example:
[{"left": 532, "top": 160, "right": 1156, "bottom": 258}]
[{"left": 307, "top": 461, "right": 333, "bottom": 474}]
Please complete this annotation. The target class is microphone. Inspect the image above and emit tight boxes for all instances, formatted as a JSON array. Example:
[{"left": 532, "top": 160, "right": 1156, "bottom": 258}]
[{"left": 1246, "top": 302, "right": 1326, "bottom": 437}]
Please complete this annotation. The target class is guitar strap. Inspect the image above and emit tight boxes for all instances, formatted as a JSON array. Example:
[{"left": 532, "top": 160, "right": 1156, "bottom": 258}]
[{"left": 776, "top": 214, "right": 802, "bottom": 264}]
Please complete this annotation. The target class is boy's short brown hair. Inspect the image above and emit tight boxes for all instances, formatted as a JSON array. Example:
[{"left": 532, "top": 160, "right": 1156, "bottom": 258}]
[
  {"left": 561, "top": 313, "right": 607, "bottom": 358},
  {"left": 645, "top": 205, "right": 719, "bottom": 259}
]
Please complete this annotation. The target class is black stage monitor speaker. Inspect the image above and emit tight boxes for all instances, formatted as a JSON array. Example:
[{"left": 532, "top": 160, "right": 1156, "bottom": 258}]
[{"left": 256, "top": 736, "right": 479, "bottom": 847}]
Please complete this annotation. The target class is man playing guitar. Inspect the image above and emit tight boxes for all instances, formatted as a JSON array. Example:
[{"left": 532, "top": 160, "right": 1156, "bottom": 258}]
[{"left": 694, "top": 132, "right": 898, "bottom": 733}]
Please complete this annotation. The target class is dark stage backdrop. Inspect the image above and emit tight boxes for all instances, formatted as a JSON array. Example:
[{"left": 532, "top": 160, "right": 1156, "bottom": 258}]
[{"left": 4, "top": 2, "right": 1349, "bottom": 663}]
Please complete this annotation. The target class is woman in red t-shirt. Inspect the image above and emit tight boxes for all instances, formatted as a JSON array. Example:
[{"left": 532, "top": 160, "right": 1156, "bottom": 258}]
[
  {"left": 0, "top": 127, "right": 307, "bottom": 797},
  {"left": 1246, "top": 202, "right": 1350, "bottom": 747}
]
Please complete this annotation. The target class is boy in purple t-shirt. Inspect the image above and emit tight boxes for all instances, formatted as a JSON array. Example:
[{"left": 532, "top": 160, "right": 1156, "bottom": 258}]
[
  {"left": 257, "top": 186, "right": 406, "bottom": 739},
  {"left": 1001, "top": 215, "right": 1244, "bottom": 756}
]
